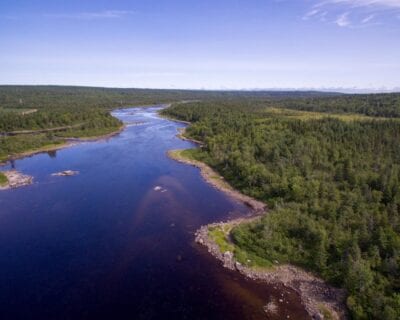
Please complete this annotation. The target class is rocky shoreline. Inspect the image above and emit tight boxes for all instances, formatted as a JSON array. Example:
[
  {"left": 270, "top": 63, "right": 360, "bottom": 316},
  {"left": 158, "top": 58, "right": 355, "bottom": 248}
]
[
  {"left": 168, "top": 127, "right": 348, "bottom": 319},
  {"left": 168, "top": 149, "right": 265, "bottom": 212},
  {"left": 195, "top": 221, "right": 347, "bottom": 320},
  {"left": 0, "top": 170, "right": 33, "bottom": 190}
]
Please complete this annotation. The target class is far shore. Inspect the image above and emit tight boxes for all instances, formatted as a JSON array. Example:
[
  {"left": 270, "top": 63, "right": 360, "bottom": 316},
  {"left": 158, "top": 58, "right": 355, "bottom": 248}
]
[
  {"left": 0, "top": 100, "right": 171, "bottom": 166},
  {"left": 0, "top": 124, "right": 125, "bottom": 166},
  {"left": 0, "top": 102, "right": 174, "bottom": 167},
  {"left": 167, "top": 122, "right": 348, "bottom": 320}
]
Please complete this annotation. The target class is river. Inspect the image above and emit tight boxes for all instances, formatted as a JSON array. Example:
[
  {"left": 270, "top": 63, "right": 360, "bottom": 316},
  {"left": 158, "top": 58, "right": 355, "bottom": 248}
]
[{"left": 0, "top": 106, "right": 309, "bottom": 319}]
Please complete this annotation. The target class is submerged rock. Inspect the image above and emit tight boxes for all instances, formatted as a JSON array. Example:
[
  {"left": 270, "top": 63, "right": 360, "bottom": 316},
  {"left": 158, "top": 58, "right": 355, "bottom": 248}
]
[
  {"left": 153, "top": 185, "right": 167, "bottom": 192},
  {"left": 263, "top": 300, "right": 278, "bottom": 314}
]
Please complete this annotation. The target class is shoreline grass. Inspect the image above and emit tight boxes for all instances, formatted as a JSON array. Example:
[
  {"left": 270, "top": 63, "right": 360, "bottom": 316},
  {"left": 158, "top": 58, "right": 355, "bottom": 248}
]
[{"left": 0, "top": 172, "right": 8, "bottom": 186}]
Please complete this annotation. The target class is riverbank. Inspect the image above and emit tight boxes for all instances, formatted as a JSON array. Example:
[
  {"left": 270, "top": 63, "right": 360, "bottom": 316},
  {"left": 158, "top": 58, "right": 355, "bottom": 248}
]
[
  {"left": 62, "top": 124, "right": 125, "bottom": 142},
  {"left": 158, "top": 113, "right": 191, "bottom": 125},
  {"left": 176, "top": 128, "right": 204, "bottom": 145},
  {"left": 168, "top": 134, "right": 347, "bottom": 319},
  {"left": 167, "top": 149, "right": 265, "bottom": 212}
]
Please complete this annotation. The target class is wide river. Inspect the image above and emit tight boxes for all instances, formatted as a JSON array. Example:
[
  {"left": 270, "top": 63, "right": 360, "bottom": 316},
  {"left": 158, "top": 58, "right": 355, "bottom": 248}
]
[{"left": 0, "top": 106, "right": 309, "bottom": 319}]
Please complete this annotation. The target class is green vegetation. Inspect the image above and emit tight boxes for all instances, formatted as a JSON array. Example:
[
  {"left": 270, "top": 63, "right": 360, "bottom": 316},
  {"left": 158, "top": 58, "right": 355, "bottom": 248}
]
[
  {"left": 208, "top": 224, "right": 272, "bottom": 268},
  {"left": 319, "top": 305, "right": 335, "bottom": 320},
  {"left": 0, "top": 85, "right": 337, "bottom": 112},
  {"left": 0, "top": 85, "right": 337, "bottom": 161},
  {"left": 0, "top": 135, "right": 72, "bottom": 162},
  {"left": 161, "top": 95, "right": 400, "bottom": 320},
  {"left": 170, "top": 149, "right": 201, "bottom": 162},
  {"left": 3, "top": 86, "right": 400, "bottom": 317},
  {"left": 0, "top": 172, "right": 8, "bottom": 186},
  {"left": 208, "top": 226, "right": 235, "bottom": 253}
]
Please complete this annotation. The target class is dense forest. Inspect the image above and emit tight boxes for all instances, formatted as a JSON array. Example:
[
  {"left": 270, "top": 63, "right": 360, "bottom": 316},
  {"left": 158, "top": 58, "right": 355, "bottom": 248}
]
[
  {"left": 161, "top": 97, "right": 400, "bottom": 320},
  {"left": 0, "top": 86, "right": 337, "bottom": 161}
]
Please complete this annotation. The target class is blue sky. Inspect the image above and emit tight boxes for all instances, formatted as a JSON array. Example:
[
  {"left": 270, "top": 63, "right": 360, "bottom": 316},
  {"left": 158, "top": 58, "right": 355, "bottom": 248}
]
[{"left": 0, "top": 0, "right": 399, "bottom": 91}]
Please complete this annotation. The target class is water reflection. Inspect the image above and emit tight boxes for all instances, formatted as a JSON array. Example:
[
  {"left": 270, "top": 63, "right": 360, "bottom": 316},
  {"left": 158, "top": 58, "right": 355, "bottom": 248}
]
[{"left": 47, "top": 150, "right": 57, "bottom": 158}]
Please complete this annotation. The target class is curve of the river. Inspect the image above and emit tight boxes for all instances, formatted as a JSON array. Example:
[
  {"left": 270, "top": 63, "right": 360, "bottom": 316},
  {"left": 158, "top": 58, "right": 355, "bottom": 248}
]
[{"left": 0, "top": 106, "right": 310, "bottom": 319}]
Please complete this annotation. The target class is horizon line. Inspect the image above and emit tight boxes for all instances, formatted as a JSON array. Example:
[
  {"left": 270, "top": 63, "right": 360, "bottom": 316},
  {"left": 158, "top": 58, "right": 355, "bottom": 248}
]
[{"left": 0, "top": 83, "right": 399, "bottom": 95}]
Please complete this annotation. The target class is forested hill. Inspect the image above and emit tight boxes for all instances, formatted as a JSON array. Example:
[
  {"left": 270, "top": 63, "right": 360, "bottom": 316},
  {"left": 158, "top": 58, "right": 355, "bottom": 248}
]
[{"left": 161, "top": 99, "right": 400, "bottom": 320}]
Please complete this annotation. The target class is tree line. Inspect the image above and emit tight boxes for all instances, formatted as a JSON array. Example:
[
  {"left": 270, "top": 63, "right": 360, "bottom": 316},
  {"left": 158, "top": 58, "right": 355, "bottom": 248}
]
[{"left": 0, "top": 86, "right": 338, "bottom": 161}]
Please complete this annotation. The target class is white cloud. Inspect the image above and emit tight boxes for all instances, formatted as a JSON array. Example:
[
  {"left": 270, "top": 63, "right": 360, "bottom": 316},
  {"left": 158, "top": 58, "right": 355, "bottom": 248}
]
[
  {"left": 335, "top": 12, "right": 351, "bottom": 26},
  {"left": 44, "top": 10, "right": 134, "bottom": 20}
]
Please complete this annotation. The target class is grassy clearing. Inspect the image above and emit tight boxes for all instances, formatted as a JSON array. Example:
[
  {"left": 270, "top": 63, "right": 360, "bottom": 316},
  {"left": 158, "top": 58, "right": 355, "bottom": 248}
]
[
  {"left": 234, "top": 247, "right": 273, "bottom": 268},
  {"left": 208, "top": 224, "right": 273, "bottom": 268},
  {"left": 172, "top": 148, "right": 200, "bottom": 161},
  {"left": 208, "top": 226, "right": 235, "bottom": 253},
  {"left": 259, "top": 107, "right": 392, "bottom": 122},
  {"left": 169, "top": 149, "right": 191, "bottom": 161},
  {"left": 0, "top": 172, "right": 8, "bottom": 186},
  {"left": 0, "top": 108, "right": 37, "bottom": 114},
  {"left": 319, "top": 304, "right": 335, "bottom": 320}
]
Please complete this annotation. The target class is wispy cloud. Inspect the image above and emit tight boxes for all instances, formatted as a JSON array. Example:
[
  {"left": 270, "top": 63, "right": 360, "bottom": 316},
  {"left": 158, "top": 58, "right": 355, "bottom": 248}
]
[
  {"left": 303, "top": 9, "right": 320, "bottom": 19},
  {"left": 362, "top": 14, "right": 375, "bottom": 23},
  {"left": 305, "top": 0, "right": 400, "bottom": 27},
  {"left": 316, "top": 0, "right": 400, "bottom": 9},
  {"left": 335, "top": 12, "right": 351, "bottom": 26},
  {"left": 303, "top": 8, "right": 328, "bottom": 21},
  {"left": 43, "top": 10, "right": 134, "bottom": 20}
]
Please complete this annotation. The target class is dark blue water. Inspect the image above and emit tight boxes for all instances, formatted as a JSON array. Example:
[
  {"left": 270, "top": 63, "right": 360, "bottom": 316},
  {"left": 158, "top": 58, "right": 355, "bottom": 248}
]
[{"left": 0, "top": 106, "right": 309, "bottom": 320}]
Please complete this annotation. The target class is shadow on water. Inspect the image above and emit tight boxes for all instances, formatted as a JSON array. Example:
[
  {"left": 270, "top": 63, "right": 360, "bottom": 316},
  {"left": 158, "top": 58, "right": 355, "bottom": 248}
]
[{"left": 0, "top": 106, "right": 310, "bottom": 319}]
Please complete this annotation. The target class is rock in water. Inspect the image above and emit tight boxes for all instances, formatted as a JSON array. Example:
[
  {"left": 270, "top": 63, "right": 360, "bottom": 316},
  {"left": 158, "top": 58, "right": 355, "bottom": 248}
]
[{"left": 52, "top": 170, "right": 79, "bottom": 177}]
